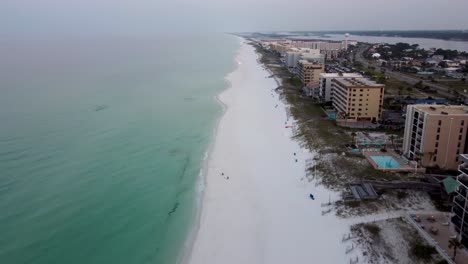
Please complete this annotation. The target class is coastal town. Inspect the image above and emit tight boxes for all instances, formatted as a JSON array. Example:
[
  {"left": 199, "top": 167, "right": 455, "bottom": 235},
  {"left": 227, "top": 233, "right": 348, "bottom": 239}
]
[{"left": 244, "top": 33, "right": 468, "bottom": 263}]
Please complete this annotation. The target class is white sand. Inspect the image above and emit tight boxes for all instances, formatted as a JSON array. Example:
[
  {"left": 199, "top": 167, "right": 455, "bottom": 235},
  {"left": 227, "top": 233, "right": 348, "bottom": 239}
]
[{"left": 187, "top": 41, "right": 357, "bottom": 264}]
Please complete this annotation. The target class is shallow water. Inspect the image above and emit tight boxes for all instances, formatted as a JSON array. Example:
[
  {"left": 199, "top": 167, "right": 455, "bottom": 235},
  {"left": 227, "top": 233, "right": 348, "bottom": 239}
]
[{"left": 0, "top": 34, "right": 239, "bottom": 264}]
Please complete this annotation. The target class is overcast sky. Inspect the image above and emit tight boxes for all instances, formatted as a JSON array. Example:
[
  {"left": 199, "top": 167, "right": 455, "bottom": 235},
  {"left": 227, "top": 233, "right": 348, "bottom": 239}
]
[{"left": 2, "top": 0, "right": 468, "bottom": 36}]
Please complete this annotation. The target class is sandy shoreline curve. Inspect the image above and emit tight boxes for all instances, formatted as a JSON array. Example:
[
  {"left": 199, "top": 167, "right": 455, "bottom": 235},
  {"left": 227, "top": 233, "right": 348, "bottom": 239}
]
[
  {"left": 185, "top": 39, "right": 359, "bottom": 264},
  {"left": 178, "top": 37, "right": 243, "bottom": 264}
]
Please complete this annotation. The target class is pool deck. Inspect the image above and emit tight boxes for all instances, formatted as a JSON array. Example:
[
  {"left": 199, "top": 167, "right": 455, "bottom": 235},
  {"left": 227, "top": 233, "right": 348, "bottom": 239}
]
[
  {"left": 363, "top": 150, "right": 424, "bottom": 172},
  {"left": 408, "top": 213, "right": 468, "bottom": 264}
]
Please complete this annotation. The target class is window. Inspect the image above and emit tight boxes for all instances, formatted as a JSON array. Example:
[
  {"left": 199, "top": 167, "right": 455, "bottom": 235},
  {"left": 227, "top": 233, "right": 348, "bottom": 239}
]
[
  {"left": 438, "top": 120, "right": 442, "bottom": 126},
  {"left": 352, "top": 99, "right": 356, "bottom": 101},
  {"left": 459, "top": 135, "right": 462, "bottom": 140},
  {"left": 352, "top": 104, "right": 355, "bottom": 106},
  {"left": 435, "top": 149, "right": 438, "bottom": 154},
  {"left": 359, "top": 94, "right": 363, "bottom": 97},
  {"left": 433, "top": 156, "right": 437, "bottom": 162},
  {"left": 353, "top": 89, "right": 356, "bottom": 92},
  {"left": 437, "top": 128, "right": 441, "bottom": 133},
  {"left": 435, "top": 142, "right": 439, "bottom": 148},
  {"left": 460, "top": 127, "right": 463, "bottom": 133},
  {"left": 436, "top": 135, "right": 440, "bottom": 140},
  {"left": 360, "top": 89, "right": 363, "bottom": 91},
  {"left": 458, "top": 142, "right": 461, "bottom": 148},
  {"left": 358, "top": 108, "right": 362, "bottom": 111},
  {"left": 461, "top": 120, "right": 465, "bottom": 126},
  {"left": 359, "top": 99, "right": 363, "bottom": 101},
  {"left": 352, "top": 94, "right": 356, "bottom": 97},
  {"left": 456, "top": 156, "right": 459, "bottom": 162},
  {"left": 359, "top": 104, "right": 362, "bottom": 106},
  {"left": 351, "top": 108, "right": 355, "bottom": 111}
]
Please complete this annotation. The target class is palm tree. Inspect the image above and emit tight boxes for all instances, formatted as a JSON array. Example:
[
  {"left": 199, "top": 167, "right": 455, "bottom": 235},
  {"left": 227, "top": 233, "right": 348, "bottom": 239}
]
[
  {"left": 448, "top": 238, "right": 463, "bottom": 260},
  {"left": 357, "top": 112, "right": 362, "bottom": 128},
  {"left": 427, "top": 151, "right": 435, "bottom": 167},
  {"left": 389, "top": 135, "right": 396, "bottom": 151},
  {"left": 351, "top": 132, "right": 357, "bottom": 147}
]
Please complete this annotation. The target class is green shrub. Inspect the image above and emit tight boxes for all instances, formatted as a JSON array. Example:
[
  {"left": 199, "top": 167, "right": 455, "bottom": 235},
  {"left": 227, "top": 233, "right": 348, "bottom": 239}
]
[
  {"left": 397, "top": 191, "right": 408, "bottom": 199},
  {"left": 410, "top": 242, "right": 436, "bottom": 260},
  {"left": 363, "top": 223, "right": 381, "bottom": 236}
]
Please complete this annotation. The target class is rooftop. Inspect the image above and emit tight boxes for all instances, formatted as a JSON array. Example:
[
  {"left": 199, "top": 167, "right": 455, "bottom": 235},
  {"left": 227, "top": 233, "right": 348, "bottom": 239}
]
[
  {"left": 298, "top": 60, "right": 323, "bottom": 66},
  {"left": 320, "top": 73, "right": 362, "bottom": 78},
  {"left": 412, "top": 104, "right": 468, "bottom": 115},
  {"left": 334, "top": 77, "right": 384, "bottom": 88}
]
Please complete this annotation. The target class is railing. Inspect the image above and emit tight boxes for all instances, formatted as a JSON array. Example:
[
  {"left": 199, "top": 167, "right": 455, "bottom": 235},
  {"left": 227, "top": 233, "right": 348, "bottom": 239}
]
[{"left": 404, "top": 215, "right": 455, "bottom": 264}]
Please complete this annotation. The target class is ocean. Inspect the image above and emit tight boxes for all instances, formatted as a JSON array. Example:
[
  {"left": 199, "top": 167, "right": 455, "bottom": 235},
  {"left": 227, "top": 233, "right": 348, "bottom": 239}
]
[{"left": 0, "top": 34, "right": 239, "bottom": 264}]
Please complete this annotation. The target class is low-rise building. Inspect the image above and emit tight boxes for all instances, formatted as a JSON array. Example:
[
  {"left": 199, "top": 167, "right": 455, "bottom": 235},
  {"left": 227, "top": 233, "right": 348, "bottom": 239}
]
[
  {"left": 452, "top": 154, "right": 468, "bottom": 248},
  {"left": 297, "top": 60, "right": 324, "bottom": 87},
  {"left": 331, "top": 77, "right": 384, "bottom": 122},
  {"left": 319, "top": 73, "right": 363, "bottom": 103},
  {"left": 402, "top": 105, "right": 468, "bottom": 170}
]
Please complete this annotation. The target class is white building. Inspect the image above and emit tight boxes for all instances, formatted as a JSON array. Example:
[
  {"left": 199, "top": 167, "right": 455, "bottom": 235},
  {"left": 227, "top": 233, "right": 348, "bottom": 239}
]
[
  {"left": 284, "top": 48, "right": 302, "bottom": 68},
  {"left": 301, "top": 52, "right": 325, "bottom": 64},
  {"left": 284, "top": 48, "right": 322, "bottom": 70},
  {"left": 319, "top": 73, "right": 363, "bottom": 102}
]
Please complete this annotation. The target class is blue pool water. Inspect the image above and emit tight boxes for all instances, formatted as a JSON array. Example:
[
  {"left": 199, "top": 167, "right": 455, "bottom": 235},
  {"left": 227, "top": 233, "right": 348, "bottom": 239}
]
[{"left": 370, "top": 155, "right": 401, "bottom": 168}]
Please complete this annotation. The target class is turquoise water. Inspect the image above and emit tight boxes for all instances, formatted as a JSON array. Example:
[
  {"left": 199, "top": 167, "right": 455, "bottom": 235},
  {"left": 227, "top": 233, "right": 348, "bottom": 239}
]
[
  {"left": 0, "top": 35, "right": 239, "bottom": 264},
  {"left": 370, "top": 156, "right": 401, "bottom": 168}
]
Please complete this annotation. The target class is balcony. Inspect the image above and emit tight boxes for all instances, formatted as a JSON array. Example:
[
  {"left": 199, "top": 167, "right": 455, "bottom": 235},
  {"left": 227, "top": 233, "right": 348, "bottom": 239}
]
[{"left": 457, "top": 172, "right": 468, "bottom": 188}]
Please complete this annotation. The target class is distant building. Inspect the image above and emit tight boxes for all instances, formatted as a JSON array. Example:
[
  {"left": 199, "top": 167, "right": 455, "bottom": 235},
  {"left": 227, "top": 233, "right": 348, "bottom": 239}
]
[
  {"left": 300, "top": 52, "right": 325, "bottom": 64},
  {"left": 403, "top": 105, "right": 468, "bottom": 170},
  {"left": 284, "top": 49, "right": 302, "bottom": 68},
  {"left": 297, "top": 60, "right": 325, "bottom": 87},
  {"left": 319, "top": 73, "right": 363, "bottom": 103},
  {"left": 331, "top": 77, "right": 384, "bottom": 122},
  {"left": 290, "top": 40, "right": 345, "bottom": 60},
  {"left": 452, "top": 154, "right": 468, "bottom": 248},
  {"left": 284, "top": 48, "right": 321, "bottom": 69},
  {"left": 269, "top": 42, "right": 290, "bottom": 56}
]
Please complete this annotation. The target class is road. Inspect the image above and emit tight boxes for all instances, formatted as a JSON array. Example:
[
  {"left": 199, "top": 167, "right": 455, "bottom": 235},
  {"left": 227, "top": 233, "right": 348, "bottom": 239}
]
[{"left": 354, "top": 44, "right": 462, "bottom": 101}]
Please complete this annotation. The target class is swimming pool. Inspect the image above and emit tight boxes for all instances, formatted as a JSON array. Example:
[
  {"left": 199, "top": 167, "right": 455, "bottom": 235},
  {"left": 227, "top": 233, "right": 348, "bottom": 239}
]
[{"left": 370, "top": 155, "right": 401, "bottom": 168}]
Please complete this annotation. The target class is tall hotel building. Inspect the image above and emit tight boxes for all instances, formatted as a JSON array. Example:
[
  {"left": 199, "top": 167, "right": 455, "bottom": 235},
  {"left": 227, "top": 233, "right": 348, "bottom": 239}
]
[
  {"left": 402, "top": 105, "right": 468, "bottom": 170},
  {"left": 331, "top": 77, "right": 384, "bottom": 122}
]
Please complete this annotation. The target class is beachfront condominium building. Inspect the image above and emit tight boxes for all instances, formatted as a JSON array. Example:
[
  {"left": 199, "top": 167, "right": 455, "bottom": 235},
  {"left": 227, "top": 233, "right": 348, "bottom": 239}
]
[
  {"left": 300, "top": 53, "right": 325, "bottom": 64},
  {"left": 331, "top": 77, "right": 384, "bottom": 122},
  {"left": 319, "top": 73, "right": 363, "bottom": 103},
  {"left": 452, "top": 154, "right": 468, "bottom": 248},
  {"left": 269, "top": 42, "right": 290, "bottom": 56},
  {"left": 284, "top": 48, "right": 321, "bottom": 69},
  {"left": 297, "top": 60, "right": 324, "bottom": 87},
  {"left": 284, "top": 48, "right": 302, "bottom": 69},
  {"left": 402, "top": 105, "right": 468, "bottom": 171}
]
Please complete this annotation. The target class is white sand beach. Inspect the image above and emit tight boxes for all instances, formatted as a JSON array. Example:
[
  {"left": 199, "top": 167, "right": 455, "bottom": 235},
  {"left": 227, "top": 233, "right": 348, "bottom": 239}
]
[{"left": 187, "top": 40, "right": 359, "bottom": 264}]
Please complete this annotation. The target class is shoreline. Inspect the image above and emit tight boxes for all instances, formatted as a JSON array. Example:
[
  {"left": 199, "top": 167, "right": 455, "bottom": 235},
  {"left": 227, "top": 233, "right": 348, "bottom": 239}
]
[
  {"left": 186, "top": 39, "right": 358, "bottom": 263},
  {"left": 178, "top": 37, "right": 243, "bottom": 264}
]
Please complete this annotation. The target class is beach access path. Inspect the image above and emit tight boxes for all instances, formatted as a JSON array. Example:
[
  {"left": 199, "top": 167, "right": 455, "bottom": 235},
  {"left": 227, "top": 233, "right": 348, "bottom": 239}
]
[{"left": 187, "top": 40, "right": 357, "bottom": 264}]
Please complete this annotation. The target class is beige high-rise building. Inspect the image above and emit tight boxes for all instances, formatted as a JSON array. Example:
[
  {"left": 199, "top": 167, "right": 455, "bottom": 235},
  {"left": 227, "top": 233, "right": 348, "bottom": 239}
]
[
  {"left": 331, "top": 77, "right": 384, "bottom": 122},
  {"left": 403, "top": 105, "right": 468, "bottom": 170},
  {"left": 297, "top": 60, "right": 324, "bottom": 87}
]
